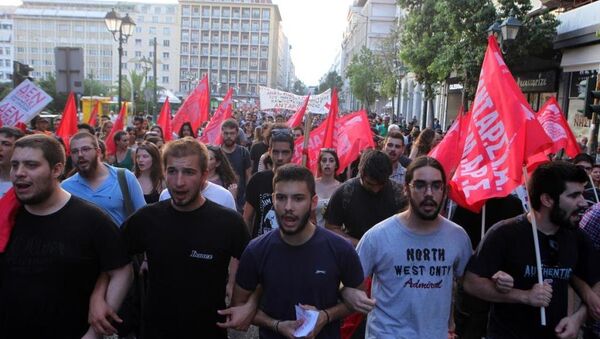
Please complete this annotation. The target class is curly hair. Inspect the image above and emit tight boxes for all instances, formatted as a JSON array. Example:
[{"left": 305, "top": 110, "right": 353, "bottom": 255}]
[{"left": 206, "top": 145, "right": 239, "bottom": 187}]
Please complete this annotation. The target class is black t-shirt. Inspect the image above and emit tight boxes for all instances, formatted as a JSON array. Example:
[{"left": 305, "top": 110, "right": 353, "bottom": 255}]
[
  {"left": 224, "top": 144, "right": 251, "bottom": 212},
  {"left": 250, "top": 141, "right": 268, "bottom": 174},
  {"left": 246, "top": 170, "right": 278, "bottom": 238},
  {"left": 121, "top": 199, "right": 249, "bottom": 339},
  {"left": 236, "top": 227, "right": 364, "bottom": 339},
  {"left": 467, "top": 214, "right": 600, "bottom": 338},
  {"left": 0, "top": 196, "right": 129, "bottom": 339},
  {"left": 324, "top": 177, "right": 406, "bottom": 240}
]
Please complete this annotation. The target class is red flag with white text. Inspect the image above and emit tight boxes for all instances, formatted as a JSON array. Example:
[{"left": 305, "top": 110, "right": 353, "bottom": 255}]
[
  {"left": 171, "top": 75, "right": 210, "bottom": 135},
  {"left": 55, "top": 92, "right": 78, "bottom": 153},
  {"left": 534, "top": 96, "right": 579, "bottom": 158},
  {"left": 105, "top": 103, "right": 127, "bottom": 156},
  {"left": 157, "top": 97, "right": 173, "bottom": 142},
  {"left": 448, "top": 36, "right": 552, "bottom": 212},
  {"left": 199, "top": 88, "right": 233, "bottom": 145},
  {"left": 286, "top": 94, "right": 310, "bottom": 128}
]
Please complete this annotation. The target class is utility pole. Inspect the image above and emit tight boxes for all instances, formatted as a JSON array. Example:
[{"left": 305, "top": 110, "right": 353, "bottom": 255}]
[{"left": 153, "top": 37, "right": 158, "bottom": 120}]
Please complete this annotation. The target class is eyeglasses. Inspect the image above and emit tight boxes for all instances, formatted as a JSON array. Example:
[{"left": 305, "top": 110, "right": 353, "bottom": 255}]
[
  {"left": 271, "top": 128, "right": 293, "bottom": 138},
  {"left": 408, "top": 180, "right": 444, "bottom": 193},
  {"left": 71, "top": 146, "right": 97, "bottom": 155}
]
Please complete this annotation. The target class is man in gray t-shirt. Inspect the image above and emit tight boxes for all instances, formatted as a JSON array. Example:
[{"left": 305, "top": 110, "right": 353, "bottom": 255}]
[{"left": 342, "top": 156, "right": 472, "bottom": 338}]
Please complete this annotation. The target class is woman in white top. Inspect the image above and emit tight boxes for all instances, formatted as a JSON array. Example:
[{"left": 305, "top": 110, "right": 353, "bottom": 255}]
[{"left": 313, "top": 148, "right": 341, "bottom": 227}]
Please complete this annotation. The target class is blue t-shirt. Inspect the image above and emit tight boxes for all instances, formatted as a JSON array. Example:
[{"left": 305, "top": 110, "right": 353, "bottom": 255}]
[
  {"left": 236, "top": 226, "right": 364, "bottom": 339},
  {"left": 62, "top": 164, "right": 146, "bottom": 226}
]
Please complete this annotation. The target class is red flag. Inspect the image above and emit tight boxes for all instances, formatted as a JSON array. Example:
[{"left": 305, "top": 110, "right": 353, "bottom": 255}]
[
  {"left": 322, "top": 88, "right": 339, "bottom": 148},
  {"left": 448, "top": 36, "right": 552, "bottom": 211},
  {"left": 293, "top": 110, "right": 374, "bottom": 175},
  {"left": 429, "top": 109, "right": 470, "bottom": 179},
  {"left": 171, "top": 75, "right": 210, "bottom": 135},
  {"left": 199, "top": 88, "right": 234, "bottom": 145},
  {"left": 286, "top": 94, "right": 311, "bottom": 128},
  {"left": 157, "top": 98, "right": 173, "bottom": 142},
  {"left": 534, "top": 96, "right": 580, "bottom": 158},
  {"left": 0, "top": 188, "right": 21, "bottom": 253},
  {"left": 55, "top": 92, "right": 79, "bottom": 153},
  {"left": 88, "top": 100, "right": 99, "bottom": 127},
  {"left": 105, "top": 103, "right": 127, "bottom": 156}
]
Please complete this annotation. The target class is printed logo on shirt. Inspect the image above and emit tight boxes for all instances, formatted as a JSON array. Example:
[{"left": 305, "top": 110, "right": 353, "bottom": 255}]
[
  {"left": 393, "top": 247, "right": 454, "bottom": 289},
  {"left": 523, "top": 265, "right": 572, "bottom": 280},
  {"left": 315, "top": 270, "right": 327, "bottom": 275},
  {"left": 190, "top": 250, "right": 213, "bottom": 260}
]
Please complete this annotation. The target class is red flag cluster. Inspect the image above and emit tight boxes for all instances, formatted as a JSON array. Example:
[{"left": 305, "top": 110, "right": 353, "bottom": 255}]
[
  {"left": 105, "top": 103, "right": 128, "bottom": 156},
  {"left": 199, "top": 87, "right": 234, "bottom": 145},
  {"left": 286, "top": 94, "right": 310, "bottom": 128},
  {"left": 171, "top": 75, "right": 210, "bottom": 135},
  {"left": 55, "top": 92, "right": 78, "bottom": 153}
]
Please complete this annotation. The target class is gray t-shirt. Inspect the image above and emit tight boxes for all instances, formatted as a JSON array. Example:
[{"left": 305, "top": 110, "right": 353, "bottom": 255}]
[{"left": 357, "top": 215, "right": 472, "bottom": 339}]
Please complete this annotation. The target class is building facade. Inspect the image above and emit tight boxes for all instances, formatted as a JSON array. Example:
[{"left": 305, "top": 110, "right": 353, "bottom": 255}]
[
  {"left": 0, "top": 6, "right": 16, "bottom": 84},
  {"left": 177, "top": 0, "right": 290, "bottom": 101}
]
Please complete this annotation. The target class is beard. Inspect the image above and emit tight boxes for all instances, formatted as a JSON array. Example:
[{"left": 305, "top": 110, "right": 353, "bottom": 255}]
[
  {"left": 77, "top": 155, "right": 99, "bottom": 178},
  {"left": 409, "top": 194, "right": 443, "bottom": 221},
  {"left": 15, "top": 176, "right": 55, "bottom": 205},
  {"left": 549, "top": 203, "right": 584, "bottom": 229},
  {"left": 170, "top": 185, "right": 202, "bottom": 208},
  {"left": 276, "top": 207, "right": 312, "bottom": 236}
]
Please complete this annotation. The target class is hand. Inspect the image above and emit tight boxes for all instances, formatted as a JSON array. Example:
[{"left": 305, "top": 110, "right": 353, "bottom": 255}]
[
  {"left": 228, "top": 184, "right": 238, "bottom": 197},
  {"left": 139, "top": 260, "right": 148, "bottom": 276},
  {"left": 226, "top": 281, "right": 234, "bottom": 301},
  {"left": 216, "top": 301, "right": 258, "bottom": 331},
  {"left": 88, "top": 296, "right": 122, "bottom": 335},
  {"left": 583, "top": 287, "right": 600, "bottom": 320},
  {"left": 80, "top": 327, "right": 101, "bottom": 339},
  {"left": 298, "top": 304, "right": 327, "bottom": 339},
  {"left": 492, "top": 271, "right": 513, "bottom": 294},
  {"left": 277, "top": 320, "right": 302, "bottom": 339},
  {"left": 555, "top": 314, "right": 583, "bottom": 339},
  {"left": 341, "top": 286, "right": 376, "bottom": 314},
  {"left": 526, "top": 280, "right": 553, "bottom": 307}
]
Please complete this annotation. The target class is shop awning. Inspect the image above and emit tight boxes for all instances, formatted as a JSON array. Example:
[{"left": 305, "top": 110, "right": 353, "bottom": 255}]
[{"left": 560, "top": 44, "right": 600, "bottom": 72}]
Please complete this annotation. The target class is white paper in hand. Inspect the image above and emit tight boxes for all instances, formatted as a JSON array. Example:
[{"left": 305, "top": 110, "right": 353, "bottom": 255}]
[{"left": 293, "top": 305, "right": 319, "bottom": 337}]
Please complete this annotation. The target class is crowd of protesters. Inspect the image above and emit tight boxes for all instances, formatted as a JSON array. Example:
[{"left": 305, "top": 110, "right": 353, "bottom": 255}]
[{"left": 1, "top": 108, "right": 600, "bottom": 339}]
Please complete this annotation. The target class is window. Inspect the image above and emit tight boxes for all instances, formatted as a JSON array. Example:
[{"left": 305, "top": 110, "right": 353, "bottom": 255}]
[
  {"left": 149, "top": 27, "right": 156, "bottom": 34},
  {"left": 163, "top": 27, "right": 170, "bottom": 35},
  {"left": 135, "top": 51, "right": 142, "bottom": 57},
  {"left": 202, "top": 6, "right": 210, "bottom": 16},
  {"left": 182, "top": 6, "right": 191, "bottom": 16},
  {"left": 212, "top": 7, "right": 220, "bottom": 17},
  {"left": 122, "top": 50, "right": 128, "bottom": 57},
  {"left": 149, "top": 39, "right": 154, "bottom": 46},
  {"left": 162, "top": 64, "right": 169, "bottom": 71},
  {"left": 137, "top": 16, "right": 144, "bottom": 23},
  {"left": 162, "top": 76, "right": 169, "bottom": 83},
  {"left": 163, "top": 52, "right": 170, "bottom": 59},
  {"left": 163, "top": 40, "right": 170, "bottom": 47},
  {"left": 262, "top": 9, "right": 270, "bottom": 20},
  {"left": 242, "top": 8, "right": 250, "bottom": 18},
  {"left": 232, "top": 8, "right": 240, "bottom": 18},
  {"left": 135, "top": 39, "right": 142, "bottom": 46},
  {"left": 152, "top": 16, "right": 158, "bottom": 23},
  {"left": 222, "top": 7, "right": 230, "bottom": 17},
  {"left": 135, "top": 26, "right": 142, "bottom": 33},
  {"left": 154, "top": 7, "right": 161, "bottom": 14},
  {"left": 252, "top": 9, "right": 260, "bottom": 19}
]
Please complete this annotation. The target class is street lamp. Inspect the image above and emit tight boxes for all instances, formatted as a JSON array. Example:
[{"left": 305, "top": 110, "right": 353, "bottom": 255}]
[
  {"left": 394, "top": 60, "right": 407, "bottom": 124},
  {"left": 105, "top": 8, "right": 136, "bottom": 112},
  {"left": 487, "top": 10, "right": 522, "bottom": 53}
]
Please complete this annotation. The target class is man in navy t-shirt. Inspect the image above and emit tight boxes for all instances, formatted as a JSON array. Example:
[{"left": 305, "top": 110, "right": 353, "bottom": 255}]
[{"left": 226, "top": 164, "right": 364, "bottom": 338}]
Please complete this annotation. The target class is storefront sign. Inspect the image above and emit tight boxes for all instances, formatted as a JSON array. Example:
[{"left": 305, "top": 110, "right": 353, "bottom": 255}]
[{"left": 514, "top": 71, "right": 557, "bottom": 93}]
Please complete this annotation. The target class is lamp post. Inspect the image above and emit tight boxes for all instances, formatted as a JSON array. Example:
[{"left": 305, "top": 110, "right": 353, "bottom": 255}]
[
  {"left": 105, "top": 8, "right": 135, "bottom": 112},
  {"left": 394, "top": 60, "right": 407, "bottom": 124},
  {"left": 486, "top": 10, "right": 522, "bottom": 53}
]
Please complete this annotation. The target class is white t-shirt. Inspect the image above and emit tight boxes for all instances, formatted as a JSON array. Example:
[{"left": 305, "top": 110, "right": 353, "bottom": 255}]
[{"left": 159, "top": 181, "right": 237, "bottom": 211}]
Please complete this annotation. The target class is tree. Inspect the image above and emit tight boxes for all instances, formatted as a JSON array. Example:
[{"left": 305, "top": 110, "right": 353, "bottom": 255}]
[
  {"left": 318, "top": 71, "right": 344, "bottom": 94},
  {"left": 84, "top": 72, "right": 110, "bottom": 97},
  {"left": 346, "top": 47, "right": 381, "bottom": 112},
  {"left": 291, "top": 79, "right": 307, "bottom": 95},
  {"left": 376, "top": 25, "right": 404, "bottom": 108},
  {"left": 36, "top": 74, "right": 68, "bottom": 114}
]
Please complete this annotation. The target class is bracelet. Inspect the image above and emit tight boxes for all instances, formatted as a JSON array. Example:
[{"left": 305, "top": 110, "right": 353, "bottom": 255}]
[
  {"left": 275, "top": 320, "right": 281, "bottom": 334},
  {"left": 322, "top": 309, "right": 331, "bottom": 324}
]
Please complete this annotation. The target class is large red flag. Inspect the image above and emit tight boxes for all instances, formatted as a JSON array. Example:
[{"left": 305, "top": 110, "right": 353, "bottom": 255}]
[
  {"left": 105, "top": 103, "right": 127, "bottom": 156},
  {"left": 157, "top": 98, "right": 173, "bottom": 142},
  {"left": 286, "top": 94, "right": 310, "bottom": 128},
  {"left": 534, "top": 96, "right": 579, "bottom": 158},
  {"left": 199, "top": 88, "right": 233, "bottom": 145},
  {"left": 429, "top": 109, "right": 470, "bottom": 179},
  {"left": 322, "top": 88, "right": 339, "bottom": 148},
  {"left": 0, "top": 188, "right": 21, "bottom": 253},
  {"left": 171, "top": 75, "right": 210, "bottom": 135},
  {"left": 55, "top": 91, "right": 79, "bottom": 153},
  {"left": 448, "top": 36, "right": 552, "bottom": 211},
  {"left": 88, "top": 100, "right": 99, "bottom": 127},
  {"left": 293, "top": 110, "right": 374, "bottom": 175}
]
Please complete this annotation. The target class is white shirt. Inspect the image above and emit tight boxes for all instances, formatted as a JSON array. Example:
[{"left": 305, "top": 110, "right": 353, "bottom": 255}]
[{"left": 159, "top": 181, "right": 237, "bottom": 211}]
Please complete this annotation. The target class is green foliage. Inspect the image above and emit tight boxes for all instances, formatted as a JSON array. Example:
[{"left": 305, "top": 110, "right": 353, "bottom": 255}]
[
  {"left": 0, "top": 82, "right": 12, "bottom": 101},
  {"left": 83, "top": 73, "right": 110, "bottom": 97},
  {"left": 346, "top": 46, "right": 380, "bottom": 110},
  {"left": 291, "top": 79, "right": 307, "bottom": 95},
  {"left": 35, "top": 75, "right": 68, "bottom": 113},
  {"left": 318, "top": 71, "right": 344, "bottom": 94},
  {"left": 113, "top": 69, "right": 159, "bottom": 114}
]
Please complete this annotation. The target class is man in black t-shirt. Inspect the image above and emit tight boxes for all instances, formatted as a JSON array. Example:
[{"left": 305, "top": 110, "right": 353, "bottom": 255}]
[
  {"left": 221, "top": 118, "right": 252, "bottom": 212},
  {"left": 244, "top": 124, "right": 295, "bottom": 238},
  {"left": 224, "top": 165, "right": 364, "bottom": 338},
  {"left": 121, "top": 137, "right": 249, "bottom": 339},
  {"left": 0, "top": 135, "right": 131, "bottom": 339},
  {"left": 464, "top": 161, "right": 600, "bottom": 338},
  {"left": 325, "top": 150, "right": 406, "bottom": 247}
]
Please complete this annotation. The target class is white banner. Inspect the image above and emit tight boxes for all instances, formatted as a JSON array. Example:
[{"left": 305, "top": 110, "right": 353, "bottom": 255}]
[
  {"left": 0, "top": 80, "right": 53, "bottom": 126},
  {"left": 259, "top": 86, "right": 331, "bottom": 114}
]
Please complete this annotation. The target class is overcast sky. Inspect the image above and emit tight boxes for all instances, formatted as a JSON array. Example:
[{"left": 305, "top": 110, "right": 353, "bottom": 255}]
[{"left": 4, "top": 0, "right": 354, "bottom": 86}]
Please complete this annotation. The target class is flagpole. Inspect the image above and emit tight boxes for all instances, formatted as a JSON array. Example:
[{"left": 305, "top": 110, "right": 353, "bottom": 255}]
[
  {"left": 522, "top": 166, "right": 547, "bottom": 326},
  {"left": 480, "top": 203, "right": 486, "bottom": 241},
  {"left": 588, "top": 173, "right": 599, "bottom": 203},
  {"left": 302, "top": 112, "right": 312, "bottom": 167}
]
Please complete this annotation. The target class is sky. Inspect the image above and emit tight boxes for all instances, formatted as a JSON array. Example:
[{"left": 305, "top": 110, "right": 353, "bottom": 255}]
[{"left": 4, "top": 0, "right": 354, "bottom": 86}]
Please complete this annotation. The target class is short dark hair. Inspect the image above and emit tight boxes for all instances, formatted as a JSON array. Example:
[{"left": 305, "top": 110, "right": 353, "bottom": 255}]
[
  {"left": 0, "top": 126, "right": 25, "bottom": 140},
  {"left": 269, "top": 123, "right": 294, "bottom": 151},
  {"left": 77, "top": 123, "right": 95, "bottom": 135},
  {"left": 70, "top": 131, "right": 99, "bottom": 148},
  {"left": 318, "top": 149, "right": 340, "bottom": 175},
  {"left": 162, "top": 137, "right": 208, "bottom": 173},
  {"left": 405, "top": 156, "right": 447, "bottom": 187},
  {"left": 573, "top": 153, "right": 594, "bottom": 166},
  {"left": 114, "top": 130, "right": 128, "bottom": 143},
  {"left": 385, "top": 131, "right": 405, "bottom": 145},
  {"left": 221, "top": 118, "right": 239, "bottom": 130},
  {"left": 528, "top": 161, "right": 588, "bottom": 211},
  {"left": 133, "top": 116, "right": 144, "bottom": 123},
  {"left": 358, "top": 150, "right": 392, "bottom": 184},
  {"left": 14, "top": 134, "right": 65, "bottom": 168},
  {"left": 293, "top": 126, "right": 304, "bottom": 135},
  {"left": 273, "top": 163, "right": 316, "bottom": 197}
]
